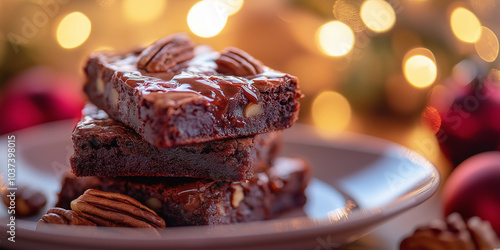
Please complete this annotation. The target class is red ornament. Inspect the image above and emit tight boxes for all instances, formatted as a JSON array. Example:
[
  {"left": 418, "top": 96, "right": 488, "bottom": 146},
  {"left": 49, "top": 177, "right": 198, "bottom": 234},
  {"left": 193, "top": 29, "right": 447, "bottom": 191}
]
[
  {"left": 442, "top": 151, "right": 500, "bottom": 236},
  {"left": 0, "top": 67, "right": 84, "bottom": 134},
  {"left": 438, "top": 78, "right": 500, "bottom": 166}
]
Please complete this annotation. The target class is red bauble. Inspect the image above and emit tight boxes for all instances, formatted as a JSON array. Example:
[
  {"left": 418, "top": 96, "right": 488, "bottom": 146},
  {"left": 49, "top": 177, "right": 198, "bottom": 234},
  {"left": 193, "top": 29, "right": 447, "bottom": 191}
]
[
  {"left": 0, "top": 67, "right": 84, "bottom": 134},
  {"left": 438, "top": 78, "right": 500, "bottom": 166},
  {"left": 442, "top": 152, "right": 500, "bottom": 236}
]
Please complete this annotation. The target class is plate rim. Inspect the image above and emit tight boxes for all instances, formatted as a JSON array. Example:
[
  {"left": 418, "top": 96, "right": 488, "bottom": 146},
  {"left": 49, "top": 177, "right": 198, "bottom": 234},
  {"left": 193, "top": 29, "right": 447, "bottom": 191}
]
[{"left": 0, "top": 121, "right": 440, "bottom": 248}]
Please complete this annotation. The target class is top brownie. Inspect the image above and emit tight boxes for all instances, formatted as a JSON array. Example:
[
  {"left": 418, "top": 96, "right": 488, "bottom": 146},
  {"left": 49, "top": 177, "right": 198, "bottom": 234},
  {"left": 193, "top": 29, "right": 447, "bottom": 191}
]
[{"left": 84, "top": 33, "right": 301, "bottom": 148}]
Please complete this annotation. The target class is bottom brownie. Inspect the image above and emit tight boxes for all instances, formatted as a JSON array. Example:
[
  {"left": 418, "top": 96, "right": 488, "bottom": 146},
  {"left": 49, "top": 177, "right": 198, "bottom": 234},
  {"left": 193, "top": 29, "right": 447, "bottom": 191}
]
[{"left": 57, "top": 157, "right": 311, "bottom": 227}]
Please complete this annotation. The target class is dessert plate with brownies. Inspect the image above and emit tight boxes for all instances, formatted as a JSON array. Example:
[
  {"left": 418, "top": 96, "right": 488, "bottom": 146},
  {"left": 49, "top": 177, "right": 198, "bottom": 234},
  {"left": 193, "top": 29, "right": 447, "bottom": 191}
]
[{"left": 0, "top": 34, "right": 440, "bottom": 249}]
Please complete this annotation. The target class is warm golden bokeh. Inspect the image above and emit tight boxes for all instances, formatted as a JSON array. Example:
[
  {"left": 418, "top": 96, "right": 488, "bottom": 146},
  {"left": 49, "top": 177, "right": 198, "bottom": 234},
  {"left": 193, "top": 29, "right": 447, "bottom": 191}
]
[
  {"left": 122, "top": 0, "right": 166, "bottom": 23},
  {"left": 404, "top": 55, "right": 437, "bottom": 88},
  {"left": 312, "top": 91, "right": 352, "bottom": 133},
  {"left": 56, "top": 12, "right": 91, "bottom": 49},
  {"left": 333, "top": 0, "right": 365, "bottom": 32},
  {"left": 316, "top": 21, "right": 355, "bottom": 57},
  {"left": 489, "top": 69, "right": 500, "bottom": 82},
  {"left": 474, "top": 26, "right": 499, "bottom": 62},
  {"left": 450, "top": 7, "right": 482, "bottom": 43},
  {"left": 188, "top": 0, "right": 228, "bottom": 38},
  {"left": 216, "top": 0, "right": 244, "bottom": 15},
  {"left": 360, "top": 0, "right": 396, "bottom": 33}
]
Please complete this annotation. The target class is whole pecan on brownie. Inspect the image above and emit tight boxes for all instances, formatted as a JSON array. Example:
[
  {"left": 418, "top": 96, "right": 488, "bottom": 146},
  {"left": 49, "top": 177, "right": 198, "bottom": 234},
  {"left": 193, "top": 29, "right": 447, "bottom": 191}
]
[
  {"left": 400, "top": 213, "right": 500, "bottom": 250},
  {"left": 70, "top": 189, "right": 166, "bottom": 229},
  {"left": 37, "top": 207, "right": 96, "bottom": 229},
  {"left": 215, "top": 47, "right": 264, "bottom": 76},
  {"left": 136, "top": 33, "right": 195, "bottom": 72}
]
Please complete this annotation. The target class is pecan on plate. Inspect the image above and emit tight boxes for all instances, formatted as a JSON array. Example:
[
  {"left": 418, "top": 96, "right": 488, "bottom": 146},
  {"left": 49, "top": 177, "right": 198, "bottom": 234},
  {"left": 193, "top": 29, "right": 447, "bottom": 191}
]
[
  {"left": 2, "top": 185, "right": 47, "bottom": 218},
  {"left": 215, "top": 47, "right": 264, "bottom": 76},
  {"left": 70, "top": 189, "right": 166, "bottom": 229},
  {"left": 400, "top": 213, "right": 500, "bottom": 250},
  {"left": 137, "top": 33, "right": 195, "bottom": 72},
  {"left": 37, "top": 207, "right": 96, "bottom": 228}
]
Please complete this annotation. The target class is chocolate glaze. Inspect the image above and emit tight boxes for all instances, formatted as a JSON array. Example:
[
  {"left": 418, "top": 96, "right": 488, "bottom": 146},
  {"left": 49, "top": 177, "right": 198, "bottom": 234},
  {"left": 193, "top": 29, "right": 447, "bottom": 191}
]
[
  {"left": 105, "top": 48, "right": 285, "bottom": 118},
  {"left": 85, "top": 43, "right": 300, "bottom": 148},
  {"left": 175, "top": 180, "right": 215, "bottom": 212}
]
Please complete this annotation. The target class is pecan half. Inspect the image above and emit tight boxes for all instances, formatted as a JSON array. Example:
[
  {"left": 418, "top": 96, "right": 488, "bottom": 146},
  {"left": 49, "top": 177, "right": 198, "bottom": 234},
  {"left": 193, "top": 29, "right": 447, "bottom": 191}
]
[
  {"left": 2, "top": 185, "right": 47, "bottom": 218},
  {"left": 70, "top": 189, "right": 166, "bottom": 229},
  {"left": 37, "top": 208, "right": 96, "bottom": 227},
  {"left": 137, "top": 33, "right": 195, "bottom": 72},
  {"left": 215, "top": 47, "right": 264, "bottom": 76}
]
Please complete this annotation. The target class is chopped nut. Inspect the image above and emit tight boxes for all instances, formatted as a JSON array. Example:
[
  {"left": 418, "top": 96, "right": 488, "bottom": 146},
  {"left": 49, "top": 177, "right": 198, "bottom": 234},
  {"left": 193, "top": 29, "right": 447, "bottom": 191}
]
[
  {"left": 96, "top": 75, "right": 104, "bottom": 94},
  {"left": 71, "top": 189, "right": 166, "bottom": 229},
  {"left": 2, "top": 185, "right": 47, "bottom": 218},
  {"left": 215, "top": 47, "right": 264, "bottom": 76},
  {"left": 137, "top": 33, "right": 195, "bottom": 72},
  {"left": 145, "top": 197, "right": 162, "bottom": 212},
  {"left": 111, "top": 88, "right": 119, "bottom": 107},
  {"left": 216, "top": 203, "right": 226, "bottom": 216},
  {"left": 244, "top": 103, "right": 263, "bottom": 117},
  {"left": 230, "top": 185, "right": 244, "bottom": 208}
]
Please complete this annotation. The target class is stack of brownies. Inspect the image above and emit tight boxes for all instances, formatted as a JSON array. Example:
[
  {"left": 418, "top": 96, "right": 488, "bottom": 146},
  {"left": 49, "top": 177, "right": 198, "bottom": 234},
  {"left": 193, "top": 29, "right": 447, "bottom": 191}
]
[{"left": 54, "top": 33, "right": 310, "bottom": 227}]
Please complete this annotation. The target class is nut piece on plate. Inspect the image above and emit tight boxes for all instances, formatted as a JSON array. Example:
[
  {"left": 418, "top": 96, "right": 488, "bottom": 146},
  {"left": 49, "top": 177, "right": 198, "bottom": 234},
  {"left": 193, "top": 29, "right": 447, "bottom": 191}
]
[
  {"left": 37, "top": 207, "right": 96, "bottom": 229},
  {"left": 400, "top": 213, "right": 500, "bottom": 250},
  {"left": 215, "top": 47, "right": 264, "bottom": 76},
  {"left": 70, "top": 189, "right": 166, "bottom": 229},
  {"left": 2, "top": 185, "right": 47, "bottom": 218},
  {"left": 136, "top": 33, "right": 195, "bottom": 72}
]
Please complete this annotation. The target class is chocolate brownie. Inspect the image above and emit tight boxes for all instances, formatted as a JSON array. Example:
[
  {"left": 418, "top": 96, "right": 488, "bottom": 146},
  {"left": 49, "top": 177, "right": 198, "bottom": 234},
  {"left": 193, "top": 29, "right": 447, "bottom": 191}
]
[
  {"left": 57, "top": 157, "right": 310, "bottom": 227},
  {"left": 83, "top": 33, "right": 301, "bottom": 148},
  {"left": 71, "top": 103, "right": 281, "bottom": 181}
]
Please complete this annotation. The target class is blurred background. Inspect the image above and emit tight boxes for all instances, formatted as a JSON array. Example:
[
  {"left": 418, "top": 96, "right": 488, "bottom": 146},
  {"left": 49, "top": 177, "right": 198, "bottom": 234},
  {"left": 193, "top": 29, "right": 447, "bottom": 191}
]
[{"left": 1, "top": 0, "right": 500, "bottom": 177}]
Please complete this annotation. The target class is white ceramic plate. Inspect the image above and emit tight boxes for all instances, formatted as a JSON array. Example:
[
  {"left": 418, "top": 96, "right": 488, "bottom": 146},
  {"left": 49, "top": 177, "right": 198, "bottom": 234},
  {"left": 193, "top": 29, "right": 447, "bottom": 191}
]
[{"left": 0, "top": 121, "right": 439, "bottom": 250}]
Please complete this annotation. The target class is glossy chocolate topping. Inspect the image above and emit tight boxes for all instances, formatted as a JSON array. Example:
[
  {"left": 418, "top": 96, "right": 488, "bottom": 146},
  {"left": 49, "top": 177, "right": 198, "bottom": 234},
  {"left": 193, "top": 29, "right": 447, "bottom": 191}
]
[
  {"left": 99, "top": 46, "right": 288, "bottom": 117},
  {"left": 76, "top": 103, "right": 135, "bottom": 137}
]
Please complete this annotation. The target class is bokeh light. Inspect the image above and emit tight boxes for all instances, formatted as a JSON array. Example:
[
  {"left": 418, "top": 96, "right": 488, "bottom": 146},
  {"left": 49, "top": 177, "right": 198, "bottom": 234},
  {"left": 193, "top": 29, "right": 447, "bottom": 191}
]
[
  {"left": 360, "top": 0, "right": 396, "bottom": 33},
  {"left": 474, "top": 26, "right": 499, "bottom": 62},
  {"left": 312, "top": 91, "right": 352, "bottom": 132},
  {"left": 450, "top": 7, "right": 482, "bottom": 43},
  {"left": 489, "top": 69, "right": 500, "bottom": 82},
  {"left": 467, "top": 0, "right": 496, "bottom": 18},
  {"left": 188, "top": 0, "right": 228, "bottom": 38},
  {"left": 122, "top": 0, "right": 166, "bottom": 23},
  {"left": 403, "top": 54, "right": 437, "bottom": 88},
  {"left": 316, "top": 21, "right": 355, "bottom": 57},
  {"left": 56, "top": 12, "right": 91, "bottom": 49},
  {"left": 215, "top": 0, "right": 244, "bottom": 15},
  {"left": 333, "top": 0, "right": 365, "bottom": 32}
]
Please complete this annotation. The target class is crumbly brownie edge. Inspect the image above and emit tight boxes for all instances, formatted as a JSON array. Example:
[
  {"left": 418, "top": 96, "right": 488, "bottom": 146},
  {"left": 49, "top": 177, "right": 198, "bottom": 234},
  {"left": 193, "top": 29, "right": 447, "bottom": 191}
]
[
  {"left": 58, "top": 157, "right": 310, "bottom": 226},
  {"left": 70, "top": 104, "right": 283, "bottom": 180}
]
